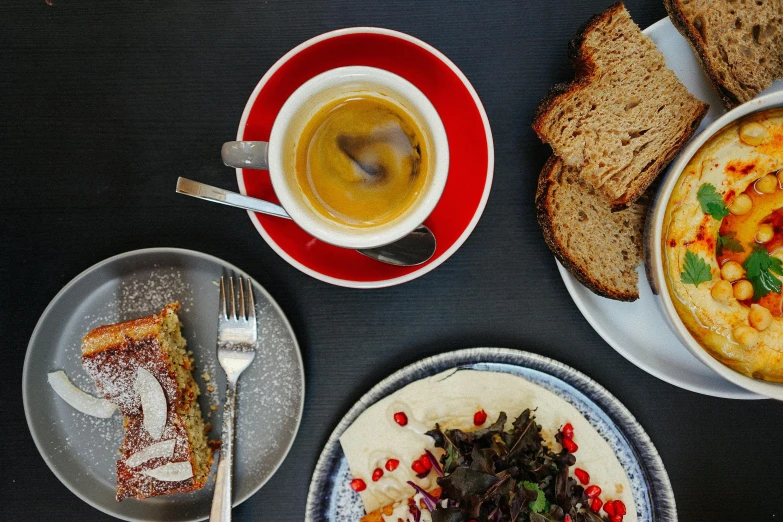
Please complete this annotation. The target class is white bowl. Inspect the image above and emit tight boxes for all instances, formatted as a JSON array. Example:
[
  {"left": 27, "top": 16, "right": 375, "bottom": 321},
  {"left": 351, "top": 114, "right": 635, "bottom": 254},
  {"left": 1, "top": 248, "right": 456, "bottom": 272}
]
[{"left": 646, "top": 89, "right": 783, "bottom": 400}]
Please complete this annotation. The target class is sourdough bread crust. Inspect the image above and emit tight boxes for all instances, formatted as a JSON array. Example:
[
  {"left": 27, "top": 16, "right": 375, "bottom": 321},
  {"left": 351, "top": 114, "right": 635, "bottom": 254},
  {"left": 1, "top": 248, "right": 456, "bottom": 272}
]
[
  {"left": 532, "top": 1, "right": 708, "bottom": 210},
  {"left": 663, "top": 0, "right": 743, "bottom": 108},
  {"left": 531, "top": 3, "right": 621, "bottom": 135},
  {"left": 535, "top": 156, "right": 639, "bottom": 301}
]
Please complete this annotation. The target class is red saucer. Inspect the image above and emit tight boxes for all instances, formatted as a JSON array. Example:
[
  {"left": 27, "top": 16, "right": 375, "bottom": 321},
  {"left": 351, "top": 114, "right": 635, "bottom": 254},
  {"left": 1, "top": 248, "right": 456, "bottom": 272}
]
[{"left": 236, "top": 27, "right": 494, "bottom": 288}]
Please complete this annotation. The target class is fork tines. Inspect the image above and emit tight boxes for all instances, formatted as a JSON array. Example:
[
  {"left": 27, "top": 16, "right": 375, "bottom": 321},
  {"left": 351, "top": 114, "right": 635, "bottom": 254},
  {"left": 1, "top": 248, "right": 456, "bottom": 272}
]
[{"left": 219, "top": 275, "right": 255, "bottom": 321}]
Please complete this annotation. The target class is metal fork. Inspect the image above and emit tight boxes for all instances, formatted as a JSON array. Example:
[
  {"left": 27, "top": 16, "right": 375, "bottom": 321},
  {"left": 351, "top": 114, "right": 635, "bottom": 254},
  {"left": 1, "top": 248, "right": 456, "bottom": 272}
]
[{"left": 210, "top": 276, "right": 257, "bottom": 522}]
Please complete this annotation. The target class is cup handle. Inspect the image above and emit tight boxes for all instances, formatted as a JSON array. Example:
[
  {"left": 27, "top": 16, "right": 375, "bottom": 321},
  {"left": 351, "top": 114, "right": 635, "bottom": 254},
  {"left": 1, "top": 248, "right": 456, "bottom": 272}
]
[{"left": 221, "top": 141, "right": 269, "bottom": 170}]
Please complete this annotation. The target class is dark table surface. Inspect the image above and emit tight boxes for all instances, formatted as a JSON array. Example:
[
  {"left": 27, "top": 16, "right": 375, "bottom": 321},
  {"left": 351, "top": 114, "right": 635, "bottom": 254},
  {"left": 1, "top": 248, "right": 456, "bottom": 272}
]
[{"left": 3, "top": 0, "right": 782, "bottom": 520}]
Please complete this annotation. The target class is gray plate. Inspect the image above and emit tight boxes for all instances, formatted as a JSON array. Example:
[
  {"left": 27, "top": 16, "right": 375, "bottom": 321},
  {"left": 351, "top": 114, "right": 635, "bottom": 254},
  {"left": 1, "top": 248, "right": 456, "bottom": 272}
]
[
  {"left": 306, "top": 348, "right": 676, "bottom": 521},
  {"left": 23, "top": 248, "right": 305, "bottom": 521}
]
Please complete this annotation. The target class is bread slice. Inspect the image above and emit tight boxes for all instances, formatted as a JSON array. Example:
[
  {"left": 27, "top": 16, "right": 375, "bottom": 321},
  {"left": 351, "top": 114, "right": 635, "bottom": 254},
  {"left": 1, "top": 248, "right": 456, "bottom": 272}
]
[
  {"left": 532, "top": 2, "right": 708, "bottom": 209},
  {"left": 665, "top": 0, "right": 783, "bottom": 109},
  {"left": 536, "top": 156, "right": 647, "bottom": 301}
]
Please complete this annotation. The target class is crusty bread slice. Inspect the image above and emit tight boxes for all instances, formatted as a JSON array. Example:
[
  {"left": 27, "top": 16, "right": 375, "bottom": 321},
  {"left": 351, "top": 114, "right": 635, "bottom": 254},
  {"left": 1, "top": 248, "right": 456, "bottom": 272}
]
[
  {"left": 665, "top": 0, "right": 783, "bottom": 109},
  {"left": 533, "top": 2, "right": 708, "bottom": 209},
  {"left": 536, "top": 156, "right": 647, "bottom": 301}
]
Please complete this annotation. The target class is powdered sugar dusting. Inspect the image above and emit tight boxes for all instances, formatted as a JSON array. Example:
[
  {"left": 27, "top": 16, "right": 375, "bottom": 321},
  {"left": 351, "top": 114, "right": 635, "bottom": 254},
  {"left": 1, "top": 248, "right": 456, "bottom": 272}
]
[
  {"left": 119, "top": 268, "right": 195, "bottom": 319},
  {"left": 37, "top": 251, "right": 303, "bottom": 513}
]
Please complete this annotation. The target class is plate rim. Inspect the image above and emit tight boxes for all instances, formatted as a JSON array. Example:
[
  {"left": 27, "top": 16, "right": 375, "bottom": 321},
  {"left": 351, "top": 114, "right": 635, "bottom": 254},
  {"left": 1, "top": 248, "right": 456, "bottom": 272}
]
[
  {"left": 557, "top": 262, "right": 762, "bottom": 400},
  {"left": 304, "top": 347, "right": 677, "bottom": 522},
  {"left": 554, "top": 17, "right": 765, "bottom": 400},
  {"left": 21, "top": 247, "right": 306, "bottom": 522},
  {"left": 234, "top": 26, "right": 495, "bottom": 289}
]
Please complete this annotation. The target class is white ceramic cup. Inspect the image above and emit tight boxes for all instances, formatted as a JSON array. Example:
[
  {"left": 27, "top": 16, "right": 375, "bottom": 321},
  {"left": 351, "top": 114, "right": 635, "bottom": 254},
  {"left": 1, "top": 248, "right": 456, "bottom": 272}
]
[{"left": 222, "top": 66, "right": 449, "bottom": 250}]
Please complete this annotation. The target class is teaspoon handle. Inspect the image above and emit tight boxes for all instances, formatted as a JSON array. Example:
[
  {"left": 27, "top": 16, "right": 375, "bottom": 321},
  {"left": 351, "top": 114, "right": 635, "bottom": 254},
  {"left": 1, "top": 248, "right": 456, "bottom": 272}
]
[{"left": 176, "top": 177, "right": 291, "bottom": 220}]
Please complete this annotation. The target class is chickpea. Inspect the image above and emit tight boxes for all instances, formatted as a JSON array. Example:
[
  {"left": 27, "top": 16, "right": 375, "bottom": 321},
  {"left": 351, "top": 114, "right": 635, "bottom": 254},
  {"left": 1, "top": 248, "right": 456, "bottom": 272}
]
[
  {"left": 756, "top": 223, "right": 775, "bottom": 243},
  {"left": 720, "top": 261, "right": 745, "bottom": 282},
  {"left": 729, "top": 193, "right": 752, "bottom": 215},
  {"left": 755, "top": 174, "right": 778, "bottom": 194},
  {"left": 733, "top": 279, "right": 754, "bottom": 300},
  {"left": 739, "top": 122, "right": 769, "bottom": 146},
  {"left": 711, "top": 279, "right": 734, "bottom": 302},
  {"left": 733, "top": 325, "right": 760, "bottom": 349},
  {"left": 749, "top": 304, "right": 773, "bottom": 331}
]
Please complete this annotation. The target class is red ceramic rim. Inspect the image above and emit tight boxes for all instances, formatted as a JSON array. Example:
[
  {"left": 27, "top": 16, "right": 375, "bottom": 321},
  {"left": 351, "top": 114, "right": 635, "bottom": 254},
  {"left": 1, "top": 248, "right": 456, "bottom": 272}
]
[{"left": 235, "top": 27, "right": 494, "bottom": 288}]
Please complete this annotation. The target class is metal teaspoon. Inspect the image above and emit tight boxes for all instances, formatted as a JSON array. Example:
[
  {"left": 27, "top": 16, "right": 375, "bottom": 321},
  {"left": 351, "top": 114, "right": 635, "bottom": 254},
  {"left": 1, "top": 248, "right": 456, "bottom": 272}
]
[{"left": 175, "top": 177, "right": 436, "bottom": 267}]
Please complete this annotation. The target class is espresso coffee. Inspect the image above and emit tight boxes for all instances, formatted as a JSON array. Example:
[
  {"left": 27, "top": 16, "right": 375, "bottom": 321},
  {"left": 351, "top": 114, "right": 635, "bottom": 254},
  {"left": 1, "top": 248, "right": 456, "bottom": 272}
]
[{"left": 294, "top": 94, "right": 429, "bottom": 227}]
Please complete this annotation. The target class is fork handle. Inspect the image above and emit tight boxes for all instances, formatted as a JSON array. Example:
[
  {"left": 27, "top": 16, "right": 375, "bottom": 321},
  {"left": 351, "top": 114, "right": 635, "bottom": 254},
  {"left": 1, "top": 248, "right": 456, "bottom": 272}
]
[{"left": 210, "top": 381, "right": 237, "bottom": 522}]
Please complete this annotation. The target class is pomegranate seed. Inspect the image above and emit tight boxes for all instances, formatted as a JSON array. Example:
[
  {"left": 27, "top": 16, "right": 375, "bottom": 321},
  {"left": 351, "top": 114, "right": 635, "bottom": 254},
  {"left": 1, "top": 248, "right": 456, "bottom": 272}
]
[
  {"left": 385, "top": 458, "right": 399, "bottom": 471},
  {"left": 585, "top": 485, "right": 602, "bottom": 498},
  {"left": 473, "top": 409, "right": 488, "bottom": 425},
  {"left": 419, "top": 454, "right": 432, "bottom": 471},
  {"left": 574, "top": 468, "right": 590, "bottom": 485},
  {"left": 350, "top": 478, "right": 366, "bottom": 492},
  {"left": 411, "top": 459, "right": 427, "bottom": 475},
  {"left": 564, "top": 516, "right": 572, "bottom": 522},
  {"left": 562, "top": 438, "right": 578, "bottom": 453},
  {"left": 610, "top": 516, "right": 623, "bottom": 522},
  {"left": 604, "top": 500, "right": 617, "bottom": 516},
  {"left": 393, "top": 412, "right": 408, "bottom": 426},
  {"left": 371, "top": 468, "right": 383, "bottom": 482},
  {"left": 562, "top": 423, "right": 574, "bottom": 439},
  {"left": 614, "top": 500, "right": 626, "bottom": 516},
  {"left": 590, "top": 497, "right": 603, "bottom": 512}
]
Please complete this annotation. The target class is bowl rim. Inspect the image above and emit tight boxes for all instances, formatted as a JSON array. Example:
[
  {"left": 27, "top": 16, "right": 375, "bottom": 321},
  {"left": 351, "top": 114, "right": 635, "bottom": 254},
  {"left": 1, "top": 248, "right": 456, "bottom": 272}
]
[{"left": 648, "top": 89, "right": 783, "bottom": 400}]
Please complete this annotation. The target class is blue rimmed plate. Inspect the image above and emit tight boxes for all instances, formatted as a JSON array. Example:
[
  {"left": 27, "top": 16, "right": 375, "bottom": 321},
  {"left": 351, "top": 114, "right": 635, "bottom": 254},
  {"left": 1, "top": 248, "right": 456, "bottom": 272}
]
[{"left": 305, "top": 347, "right": 676, "bottom": 521}]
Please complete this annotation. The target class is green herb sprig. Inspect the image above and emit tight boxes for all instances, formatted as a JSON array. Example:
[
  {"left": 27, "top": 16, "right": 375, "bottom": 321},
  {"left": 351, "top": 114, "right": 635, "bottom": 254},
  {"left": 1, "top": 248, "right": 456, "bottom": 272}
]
[
  {"left": 716, "top": 232, "right": 744, "bottom": 256},
  {"left": 681, "top": 250, "right": 712, "bottom": 287},
  {"left": 743, "top": 246, "right": 783, "bottom": 300},
  {"left": 697, "top": 183, "right": 730, "bottom": 220}
]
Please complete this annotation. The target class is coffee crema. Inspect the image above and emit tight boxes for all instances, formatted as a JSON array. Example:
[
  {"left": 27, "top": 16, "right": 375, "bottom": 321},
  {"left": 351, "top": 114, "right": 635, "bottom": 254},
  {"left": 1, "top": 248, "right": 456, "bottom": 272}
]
[{"left": 294, "top": 94, "right": 428, "bottom": 227}]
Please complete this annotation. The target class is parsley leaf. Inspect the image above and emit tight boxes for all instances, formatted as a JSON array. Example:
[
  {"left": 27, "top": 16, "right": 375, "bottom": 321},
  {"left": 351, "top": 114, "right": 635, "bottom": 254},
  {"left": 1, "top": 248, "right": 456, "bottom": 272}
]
[
  {"left": 681, "top": 250, "right": 713, "bottom": 287},
  {"left": 742, "top": 246, "right": 783, "bottom": 300},
  {"left": 716, "top": 232, "right": 744, "bottom": 256},
  {"left": 697, "top": 183, "right": 730, "bottom": 220},
  {"left": 521, "top": 481, "right": 549, "bottom": 514}
]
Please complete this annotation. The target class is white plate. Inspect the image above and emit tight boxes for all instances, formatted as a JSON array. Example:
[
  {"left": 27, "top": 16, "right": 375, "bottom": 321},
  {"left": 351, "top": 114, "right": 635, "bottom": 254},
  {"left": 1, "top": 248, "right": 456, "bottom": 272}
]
[{"left": 557, "top": 18, "right": 783, "bottom": 399}]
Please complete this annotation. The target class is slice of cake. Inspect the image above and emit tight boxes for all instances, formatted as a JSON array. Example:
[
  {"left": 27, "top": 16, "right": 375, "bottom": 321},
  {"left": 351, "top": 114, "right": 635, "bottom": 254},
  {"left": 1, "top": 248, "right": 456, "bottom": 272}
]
[{"left": 81, "top": 302, "right": 214, "bottom": 501}]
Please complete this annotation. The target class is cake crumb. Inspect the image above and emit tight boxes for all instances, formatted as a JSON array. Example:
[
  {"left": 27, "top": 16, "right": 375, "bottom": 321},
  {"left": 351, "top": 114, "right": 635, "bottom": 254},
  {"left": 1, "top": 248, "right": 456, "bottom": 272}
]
[
  {"left": 210, "top": 405, "right": 218, "bottom": 411},
  {"left": 201, "top": 372, "right": 211, "bottom": 382},
  {"left": 207, "top": 385, "right": 215, "bottom": 392}
]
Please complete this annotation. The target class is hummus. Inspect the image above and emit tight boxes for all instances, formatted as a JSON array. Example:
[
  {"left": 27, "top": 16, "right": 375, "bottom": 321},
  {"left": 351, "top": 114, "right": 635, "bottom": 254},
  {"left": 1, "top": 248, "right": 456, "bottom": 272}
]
[
  {"left": 339, "top": 369, "right": 636, "bottom": 521},
  {"left": 663, "top": 107, "right": 783, "bottom": 381}
]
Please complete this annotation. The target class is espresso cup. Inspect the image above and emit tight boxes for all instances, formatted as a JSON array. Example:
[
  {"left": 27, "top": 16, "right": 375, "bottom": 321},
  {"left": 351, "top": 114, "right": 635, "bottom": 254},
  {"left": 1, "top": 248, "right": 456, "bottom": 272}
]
[{"left": 223, "top": 66, "right": 449, "bottom": 250}]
